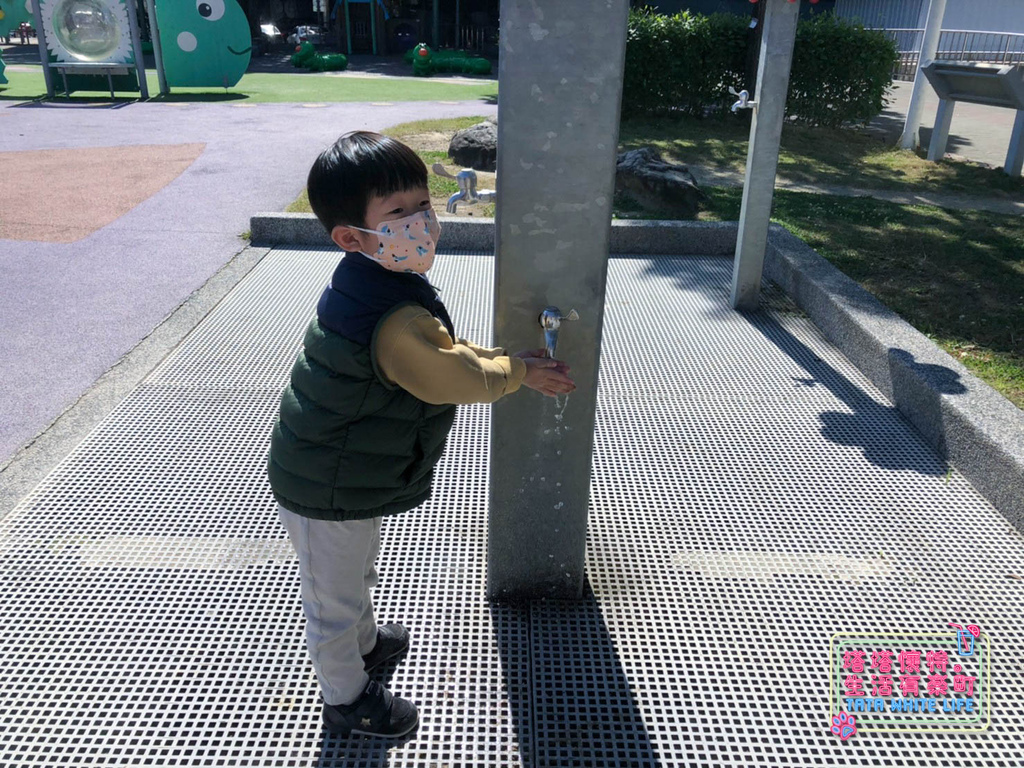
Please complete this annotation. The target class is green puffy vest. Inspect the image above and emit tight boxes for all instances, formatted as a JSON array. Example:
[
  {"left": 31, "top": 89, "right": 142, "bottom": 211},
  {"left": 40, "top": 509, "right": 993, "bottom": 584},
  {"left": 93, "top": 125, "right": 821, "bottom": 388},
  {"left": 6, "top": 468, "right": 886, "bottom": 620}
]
[{"left": 267, "top": 305, "right": 457, "bottom": 521}]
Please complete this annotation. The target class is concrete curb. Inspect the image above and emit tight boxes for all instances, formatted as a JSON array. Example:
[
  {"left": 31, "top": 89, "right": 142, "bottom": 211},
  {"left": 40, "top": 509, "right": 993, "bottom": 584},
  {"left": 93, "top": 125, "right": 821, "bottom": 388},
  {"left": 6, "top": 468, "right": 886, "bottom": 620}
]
[
  {"left": 765, "top": 228, "right": 1024, "bottom": 531},
  {"left": 251, "top": 212, "right": 1024, "bottom": 531},
  {"left": 250, "top": 213, "right": 740, "bottom": 255}
]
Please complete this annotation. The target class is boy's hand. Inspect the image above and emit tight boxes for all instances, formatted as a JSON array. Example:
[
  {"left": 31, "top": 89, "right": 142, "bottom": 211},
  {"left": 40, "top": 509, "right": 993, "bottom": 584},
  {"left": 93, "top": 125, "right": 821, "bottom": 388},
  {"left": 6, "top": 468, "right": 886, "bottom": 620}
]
[
  {"left": 513, "top": 349, "right": 571, "bottom": 375},
  {"left": 521, "top": 357, "right": 576, "bottom": 397}
]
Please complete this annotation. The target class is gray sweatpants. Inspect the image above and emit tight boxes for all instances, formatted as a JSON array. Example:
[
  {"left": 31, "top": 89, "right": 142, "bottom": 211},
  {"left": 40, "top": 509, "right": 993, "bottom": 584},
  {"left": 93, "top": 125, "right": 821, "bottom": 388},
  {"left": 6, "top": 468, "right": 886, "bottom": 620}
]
[{"left": 278, "top": 505, "right": 381, "bottom": 706}]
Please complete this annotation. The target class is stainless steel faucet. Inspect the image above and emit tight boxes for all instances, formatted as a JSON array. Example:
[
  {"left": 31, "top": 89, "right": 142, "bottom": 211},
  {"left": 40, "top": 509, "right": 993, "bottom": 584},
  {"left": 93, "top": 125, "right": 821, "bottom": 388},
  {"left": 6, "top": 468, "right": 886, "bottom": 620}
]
[
  {"left": 539, "top": 307, "right": 579, "bottom": 358},
  {"left": 432, "top": 163, "right": 497, "bottom": 214}
]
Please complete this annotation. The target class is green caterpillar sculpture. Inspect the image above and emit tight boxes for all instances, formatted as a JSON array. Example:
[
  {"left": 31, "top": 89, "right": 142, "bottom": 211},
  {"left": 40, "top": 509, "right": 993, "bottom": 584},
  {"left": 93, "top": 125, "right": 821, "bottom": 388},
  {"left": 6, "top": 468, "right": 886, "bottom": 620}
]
[
  {"left": 290, "top": 40, "right": 348, "bottom": 72},
  {"left": 406, "top": 44, "right": 491, "bottom": 77}
]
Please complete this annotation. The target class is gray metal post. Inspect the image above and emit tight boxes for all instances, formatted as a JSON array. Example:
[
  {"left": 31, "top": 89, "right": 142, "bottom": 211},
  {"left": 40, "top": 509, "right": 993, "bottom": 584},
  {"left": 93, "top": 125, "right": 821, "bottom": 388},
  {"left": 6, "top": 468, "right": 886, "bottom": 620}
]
[
  {"left": 144, "top": 0, "right": 169, "bottom": 95},
  {"left": 927, "top": 98, "right": 955, "bottom": 162},
  {"left": 126, "top": 0, "right": 148, "bottom": 98},
  {"left": 730, "top": 0, "right": 799, "bottom": 312},
  {"left": 30, "top": 0, "right": 54, "bottom": 98},
  {"left": 1006, "top": 109, "right": 1024, "bottom": 176},
  {"left": 901, "top": 0, "right": 948, "bottom": 150},
  {"left": 487, "top": 0, "right": 629, "bottom": 602},
  {"left": 433, "top": 0, "right": 440, "bottom": 47}
]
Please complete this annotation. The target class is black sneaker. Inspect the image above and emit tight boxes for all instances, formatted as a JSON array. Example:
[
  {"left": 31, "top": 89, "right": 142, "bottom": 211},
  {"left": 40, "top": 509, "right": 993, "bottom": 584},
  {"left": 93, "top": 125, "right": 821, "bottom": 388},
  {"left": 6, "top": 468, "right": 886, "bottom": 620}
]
[
  {"left": 322, "top": 680, "right": 419, "bottom": 738},
  {"left": 361, "top": 623, "right": 410, "bottom": 672}
]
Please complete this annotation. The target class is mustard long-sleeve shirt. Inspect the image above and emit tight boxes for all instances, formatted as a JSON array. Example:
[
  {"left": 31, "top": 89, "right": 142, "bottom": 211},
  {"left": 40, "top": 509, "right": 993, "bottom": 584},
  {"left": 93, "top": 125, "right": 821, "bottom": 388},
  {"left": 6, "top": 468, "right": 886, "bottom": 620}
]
[{"left": 375, "top": 304, "right": 527, "bottom": 405}]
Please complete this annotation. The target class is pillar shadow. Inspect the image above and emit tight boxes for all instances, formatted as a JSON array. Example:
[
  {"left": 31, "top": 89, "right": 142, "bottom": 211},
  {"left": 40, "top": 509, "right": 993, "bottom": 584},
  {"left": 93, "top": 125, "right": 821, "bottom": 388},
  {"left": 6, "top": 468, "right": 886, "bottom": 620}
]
[
  {"left": 728, "top": 301, "right": 965, "bottom": 474},
  {"left": 491, "top": 590, "right": 662, "bottom": 768}
]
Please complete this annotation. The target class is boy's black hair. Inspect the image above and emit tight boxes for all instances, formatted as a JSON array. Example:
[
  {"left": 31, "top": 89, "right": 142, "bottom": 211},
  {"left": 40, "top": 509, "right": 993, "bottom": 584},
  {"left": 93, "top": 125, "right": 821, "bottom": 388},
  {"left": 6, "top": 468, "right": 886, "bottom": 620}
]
[{"left": 307, "top": 131, "right": 428, "bottom": 232}]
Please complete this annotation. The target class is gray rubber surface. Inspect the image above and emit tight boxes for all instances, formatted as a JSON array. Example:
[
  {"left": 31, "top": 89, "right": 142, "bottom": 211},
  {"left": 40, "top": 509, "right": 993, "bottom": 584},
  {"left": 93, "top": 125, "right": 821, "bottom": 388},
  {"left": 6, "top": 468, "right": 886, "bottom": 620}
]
[
  {"left": 0, "top": 99, "right": 496, "bottom": 465},
  {"left": 1, "top": 248, "right": 1020, "bottom": 766}
]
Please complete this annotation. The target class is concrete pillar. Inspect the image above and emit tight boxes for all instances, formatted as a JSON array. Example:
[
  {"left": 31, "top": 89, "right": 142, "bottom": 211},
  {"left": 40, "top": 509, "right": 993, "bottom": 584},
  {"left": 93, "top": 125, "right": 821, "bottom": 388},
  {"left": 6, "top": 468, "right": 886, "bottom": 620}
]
[
  {"left": 901, "top": 0, "right": 948, "bottom": 150},
  {"left": 487, "top": 0, "right": 629, "bottom": 602},
  {"left": 730, "top": 0, "right": 799, "bottom": 312},
  {"left": 927, "top": 98, "right": 955, "bottom": 162},
  {"left": 1005, "top": 110, "right": 1024, "bottom": 176}
]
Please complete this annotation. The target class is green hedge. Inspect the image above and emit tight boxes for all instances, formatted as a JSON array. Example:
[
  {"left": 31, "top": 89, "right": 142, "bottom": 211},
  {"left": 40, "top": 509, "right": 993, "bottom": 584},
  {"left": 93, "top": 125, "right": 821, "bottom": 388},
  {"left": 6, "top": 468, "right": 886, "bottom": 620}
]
[
  {"left": 788, "top": 14, "right": 899, "bottom": 127},
  {"left": 623, "top": 9, "right": 899, "bottom": 127},
  {"left": 623, "top": 10, "right": 748, "bottom": 118}
]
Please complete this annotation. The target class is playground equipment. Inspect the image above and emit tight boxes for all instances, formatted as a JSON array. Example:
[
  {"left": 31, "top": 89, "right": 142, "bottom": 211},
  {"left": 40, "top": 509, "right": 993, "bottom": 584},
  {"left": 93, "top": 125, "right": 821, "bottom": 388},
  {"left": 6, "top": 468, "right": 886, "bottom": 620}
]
[
  {"left": 921, "top": 61, "right": 1024, "bottom": 176},
  {"left": 29, "top": 0, "right": 251, "bottom": 97},
  {"left": 0, "top": 0, "right": 34, "bottom": 43},
  {"left": 150, "top": 0, "right": 250, "bottom": 89},
  {"left": 289, "top": 40, "right": 347, "bottom": 72},
  {"left": 406, "top": 43, "right": 491, "bottom": 77},
  {"left": 31, "top": 0, "right": 148, "bottom": 98}
]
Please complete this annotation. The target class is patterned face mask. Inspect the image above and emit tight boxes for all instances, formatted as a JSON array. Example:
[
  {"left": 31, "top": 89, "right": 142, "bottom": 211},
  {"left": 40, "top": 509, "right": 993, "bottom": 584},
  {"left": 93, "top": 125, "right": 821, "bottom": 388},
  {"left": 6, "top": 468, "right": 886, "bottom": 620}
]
[{"left": 349, "top": 209, "right": 441, "bottom": 274}]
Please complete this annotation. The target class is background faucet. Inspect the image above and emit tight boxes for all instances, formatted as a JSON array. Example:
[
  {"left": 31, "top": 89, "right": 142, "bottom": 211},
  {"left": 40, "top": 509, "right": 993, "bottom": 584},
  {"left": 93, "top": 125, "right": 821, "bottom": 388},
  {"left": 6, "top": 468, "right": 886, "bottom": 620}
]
[{"left": 432, "top": 163, "right": 497, "bottom": 214}]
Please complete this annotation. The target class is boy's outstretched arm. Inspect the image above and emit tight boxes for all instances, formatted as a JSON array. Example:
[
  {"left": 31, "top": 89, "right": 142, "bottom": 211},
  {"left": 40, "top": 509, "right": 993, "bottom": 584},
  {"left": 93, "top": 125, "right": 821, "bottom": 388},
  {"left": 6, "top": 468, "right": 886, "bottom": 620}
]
[{"left": 376, "top": 305, "right": 574, "bottom": 405}]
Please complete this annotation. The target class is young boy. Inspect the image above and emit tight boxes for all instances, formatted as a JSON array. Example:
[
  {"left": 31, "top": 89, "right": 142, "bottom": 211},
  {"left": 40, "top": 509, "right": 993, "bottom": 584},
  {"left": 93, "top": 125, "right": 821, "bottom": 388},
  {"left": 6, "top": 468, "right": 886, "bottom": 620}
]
[{"left": 268, "top": 131, "right": 575, "bottom": 738}]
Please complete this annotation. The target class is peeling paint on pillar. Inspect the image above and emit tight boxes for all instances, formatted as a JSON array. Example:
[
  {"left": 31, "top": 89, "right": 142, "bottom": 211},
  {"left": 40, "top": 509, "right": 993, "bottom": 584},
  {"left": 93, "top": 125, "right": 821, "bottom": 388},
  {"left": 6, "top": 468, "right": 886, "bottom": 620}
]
[{"left": 487, "top": 0, "right": 630, "bottom": 601}]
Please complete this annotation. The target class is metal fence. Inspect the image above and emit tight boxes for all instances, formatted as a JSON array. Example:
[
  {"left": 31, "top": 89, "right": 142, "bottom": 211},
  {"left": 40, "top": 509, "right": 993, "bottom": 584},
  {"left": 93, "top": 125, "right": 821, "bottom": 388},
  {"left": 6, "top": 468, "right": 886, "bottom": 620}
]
[
  {"left": 880, "top": 28, "right": 1024, "bottom": 80},
  {"left": 438, "top": 22, "right": 498, "bottom": 53}
]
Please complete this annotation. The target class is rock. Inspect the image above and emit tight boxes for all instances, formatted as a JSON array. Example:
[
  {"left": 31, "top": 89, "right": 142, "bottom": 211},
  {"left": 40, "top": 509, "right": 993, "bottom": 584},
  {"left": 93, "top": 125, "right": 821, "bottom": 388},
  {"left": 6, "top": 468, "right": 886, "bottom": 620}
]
[
  {"left": 448, "top": 121, "right": 497, "bottom": 171},
  {"left": 615, "top": 147, "right": 705, "bottom": 217}
]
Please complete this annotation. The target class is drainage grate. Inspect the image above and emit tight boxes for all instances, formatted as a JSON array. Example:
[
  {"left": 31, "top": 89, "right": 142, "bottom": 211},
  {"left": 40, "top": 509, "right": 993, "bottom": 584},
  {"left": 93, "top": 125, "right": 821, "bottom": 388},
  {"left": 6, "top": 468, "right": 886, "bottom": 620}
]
[{"left": 2, "top": 248, "right": 1023, "bottom": 767}]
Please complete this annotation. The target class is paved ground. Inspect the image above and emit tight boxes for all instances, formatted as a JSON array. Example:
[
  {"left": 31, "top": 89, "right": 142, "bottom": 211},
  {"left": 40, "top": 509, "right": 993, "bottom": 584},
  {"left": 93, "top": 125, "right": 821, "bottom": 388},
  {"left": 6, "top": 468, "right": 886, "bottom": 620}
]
[
  {"left": 869, "top": 80, "right": 1021, "bottom": 170},
  {"left": 2, "top": 247, "right": 1021, "bottom": 767},
  {"left": 0, "top": 98, "right": 495, "bottom": 467}
]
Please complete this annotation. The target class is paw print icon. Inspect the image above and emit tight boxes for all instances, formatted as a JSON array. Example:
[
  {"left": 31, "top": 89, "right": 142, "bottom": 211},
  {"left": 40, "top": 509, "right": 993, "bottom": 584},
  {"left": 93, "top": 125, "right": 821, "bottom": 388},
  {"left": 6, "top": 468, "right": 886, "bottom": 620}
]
[{"left": 831, "top": 712, "right": 857, "bottom": 741}]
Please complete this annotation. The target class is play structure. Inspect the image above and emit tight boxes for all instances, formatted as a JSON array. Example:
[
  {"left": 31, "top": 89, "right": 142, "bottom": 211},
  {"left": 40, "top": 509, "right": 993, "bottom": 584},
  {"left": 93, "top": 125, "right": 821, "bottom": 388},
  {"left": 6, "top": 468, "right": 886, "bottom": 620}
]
[
  {"left": 289, "top": 40, "right": 347, "bottom": 72},
  {"left": 0, "top": 0, "right": 37, "bottom": 85},
  {"left": 406, "top": 43, "right": 491, "bottom": 77},
  {"left": 28, "top": 0, "right": 251, "bottom": 98}
]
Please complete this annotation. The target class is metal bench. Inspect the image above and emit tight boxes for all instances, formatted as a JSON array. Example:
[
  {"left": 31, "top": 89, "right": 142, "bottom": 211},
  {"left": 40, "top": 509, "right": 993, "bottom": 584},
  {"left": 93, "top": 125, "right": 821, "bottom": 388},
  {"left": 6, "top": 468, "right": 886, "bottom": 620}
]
[{"left": 921, "top": 60, "right": 1024, "bottom": 176}]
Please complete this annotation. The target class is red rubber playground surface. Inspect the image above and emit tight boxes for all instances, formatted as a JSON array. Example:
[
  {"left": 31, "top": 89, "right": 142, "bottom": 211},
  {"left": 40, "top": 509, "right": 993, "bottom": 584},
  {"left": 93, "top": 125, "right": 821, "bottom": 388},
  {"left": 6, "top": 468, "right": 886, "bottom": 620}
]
[{"left": 2, "top": 143, "right": 205, "bottom": 242}]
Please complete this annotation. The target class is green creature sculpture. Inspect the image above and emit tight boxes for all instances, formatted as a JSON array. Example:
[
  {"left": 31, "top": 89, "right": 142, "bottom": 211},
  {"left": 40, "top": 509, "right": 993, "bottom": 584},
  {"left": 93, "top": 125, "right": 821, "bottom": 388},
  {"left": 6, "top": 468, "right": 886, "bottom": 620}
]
[
  {"left": 289, "top": 40, "right": 347, "bottom": 72},
  {"left": 411, "top": 42, "right": 432, "bottom": 77},
  {"left": 155, "top": 0, "right": 251, "bottom": 88},
  {"left": 0, "top": 0, "right": 33, "bottom": 41},
  {"left": 0, "top": 0, "right": 34, "bottom": 85},
  {"left": 407, "top": 43, "right": 491, "bottom": 77}
]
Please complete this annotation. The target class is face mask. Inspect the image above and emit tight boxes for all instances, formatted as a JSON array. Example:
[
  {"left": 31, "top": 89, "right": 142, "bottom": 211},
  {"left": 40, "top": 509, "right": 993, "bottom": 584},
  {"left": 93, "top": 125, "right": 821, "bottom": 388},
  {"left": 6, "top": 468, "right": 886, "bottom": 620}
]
[{"left": 349, "top": 209, "right": 441, "bottom": 274}]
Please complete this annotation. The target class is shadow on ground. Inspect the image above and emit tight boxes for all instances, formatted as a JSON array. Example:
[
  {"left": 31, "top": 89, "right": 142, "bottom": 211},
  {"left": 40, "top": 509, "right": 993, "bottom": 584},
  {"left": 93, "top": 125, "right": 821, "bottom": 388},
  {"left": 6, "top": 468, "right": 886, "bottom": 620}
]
[{"left": 492, "top": 594, "right": 661, "bottom": 768}]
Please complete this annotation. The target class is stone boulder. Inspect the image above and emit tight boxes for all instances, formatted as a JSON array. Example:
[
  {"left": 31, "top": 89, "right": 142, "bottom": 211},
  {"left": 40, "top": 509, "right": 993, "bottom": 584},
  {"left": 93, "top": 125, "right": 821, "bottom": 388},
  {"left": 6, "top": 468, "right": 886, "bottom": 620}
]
[
  {"left": 448, "top": 120, "right": 497, "bottom": 172},
  {"left": 615, "top": 147, "right": 705, "bottom": 217}
]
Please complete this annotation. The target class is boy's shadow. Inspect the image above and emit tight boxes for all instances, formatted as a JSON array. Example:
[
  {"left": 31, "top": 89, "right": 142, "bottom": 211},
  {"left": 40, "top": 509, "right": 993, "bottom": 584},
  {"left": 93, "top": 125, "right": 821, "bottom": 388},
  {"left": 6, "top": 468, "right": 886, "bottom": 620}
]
[{"left": 492, "top": 588, "right": 662, "bottom": 768}]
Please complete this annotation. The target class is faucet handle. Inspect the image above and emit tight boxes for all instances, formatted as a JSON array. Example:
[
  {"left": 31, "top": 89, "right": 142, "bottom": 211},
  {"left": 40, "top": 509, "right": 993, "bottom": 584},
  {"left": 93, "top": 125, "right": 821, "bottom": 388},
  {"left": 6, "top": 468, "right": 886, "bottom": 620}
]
[{"left": 432, "top": 163, "right": 457, "bottom": 179}]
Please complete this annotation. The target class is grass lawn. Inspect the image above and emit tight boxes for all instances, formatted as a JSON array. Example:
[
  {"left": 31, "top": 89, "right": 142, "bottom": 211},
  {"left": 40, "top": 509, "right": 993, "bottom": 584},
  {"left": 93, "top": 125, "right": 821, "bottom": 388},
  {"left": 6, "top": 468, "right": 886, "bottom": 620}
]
[
  {"left": 0, "top": 68, "right": 497, "bottom": 104},
  {"left": 620, "top": 115, "right": 1024, "bottom": 201},
  {"left": 288, "top": 116, "right": 1024, "bottom": 408}
]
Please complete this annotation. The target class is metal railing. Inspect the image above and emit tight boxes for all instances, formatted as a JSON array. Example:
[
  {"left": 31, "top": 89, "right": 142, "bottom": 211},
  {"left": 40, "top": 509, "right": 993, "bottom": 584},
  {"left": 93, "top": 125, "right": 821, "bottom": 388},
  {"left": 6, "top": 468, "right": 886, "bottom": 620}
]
[
  {"left": 438, "top": 22, "right": 498, "bottom": 52},
  {"left": 878, "top": 28, "right": 1024, "bottom": 80}
]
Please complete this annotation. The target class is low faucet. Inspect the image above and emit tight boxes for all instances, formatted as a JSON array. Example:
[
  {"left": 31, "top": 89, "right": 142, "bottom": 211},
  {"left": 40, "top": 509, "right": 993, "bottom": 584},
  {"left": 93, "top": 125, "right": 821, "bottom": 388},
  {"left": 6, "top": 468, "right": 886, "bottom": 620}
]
[
  {"left": 539, "top": 307, "right": 579, "bottom": 358},
  {"left": 432, "top": 163, "right": 497, "bottom": 214}
]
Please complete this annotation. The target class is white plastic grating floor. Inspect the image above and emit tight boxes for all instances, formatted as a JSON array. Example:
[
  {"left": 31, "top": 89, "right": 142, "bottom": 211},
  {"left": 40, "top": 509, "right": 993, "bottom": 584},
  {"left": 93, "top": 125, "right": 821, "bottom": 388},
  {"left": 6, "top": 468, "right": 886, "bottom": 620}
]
[{"left": 2, "top": 248, "right": 1023, "bottom": 767}]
